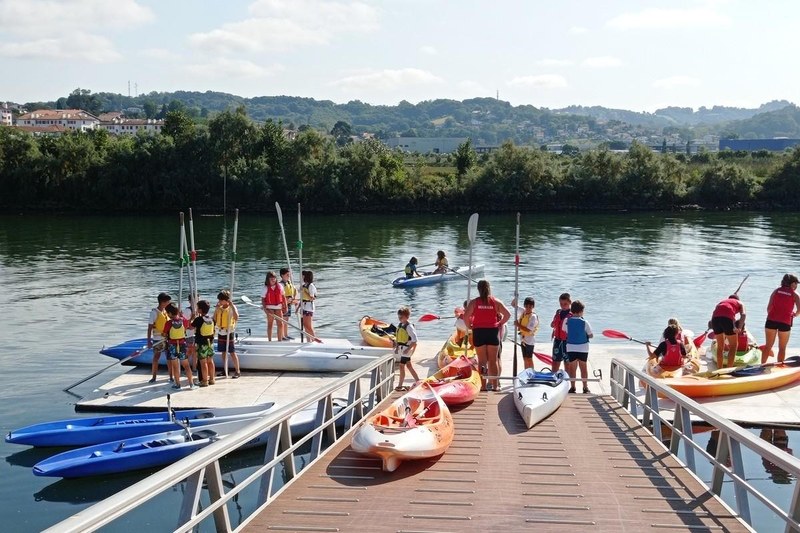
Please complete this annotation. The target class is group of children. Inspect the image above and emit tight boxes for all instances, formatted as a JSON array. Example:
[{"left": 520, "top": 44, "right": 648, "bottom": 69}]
[
  {"left": 404, "top": 251, "right": 450, "bottom": 278},
  {"left": 147, "top": 290, "right": 241, "bottom": 389},
  {"left": 261, "top": 268, "right": 318, "bottom": 342}
]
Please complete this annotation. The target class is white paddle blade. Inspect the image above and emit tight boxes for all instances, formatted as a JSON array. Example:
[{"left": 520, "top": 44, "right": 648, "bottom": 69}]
[
  {"left": 275, "top": 201, "right": 284, "bottom": 224},
  {"left": 467, "top": 213, "right": 479, "bottom": 243}
]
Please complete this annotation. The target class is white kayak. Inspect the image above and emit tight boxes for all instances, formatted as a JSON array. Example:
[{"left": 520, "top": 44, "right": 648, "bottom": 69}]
[{"left": 513, "top": 368, "right": 570, "bottom": 429}]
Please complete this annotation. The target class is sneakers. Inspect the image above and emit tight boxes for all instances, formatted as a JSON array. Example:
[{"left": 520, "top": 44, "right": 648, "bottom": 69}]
[
  {"left": 583, "top": 387, "right": 591, "bottom": 394},
  {"left": 232, "top": 373, "right": 240, "bottom": 379},
  {"left": 171, "top": 384, "right": 181, "bottom": 390},
  {"left": 148, "top": 377, "right": 156, "bottom": 384},
  {"left": 284, "top": 335, "right": 294, "bottom": 341},
  {"left": 169, "top": 377, "right": 174, "bottom": 383},
  {"left": 189, "top": 384, "right": 196, "bottom": 390},
  {"left": 568, "top": 387, "right": 577, "bottom": 394}
]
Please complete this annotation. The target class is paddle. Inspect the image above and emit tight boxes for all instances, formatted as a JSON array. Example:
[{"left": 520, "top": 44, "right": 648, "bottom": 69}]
[
  {"left": 178, "top": 213, "right": 187, "bottom": 321},
  {"left": 418, "top": 313, "right": 456, "bottom": 322},
  {"left": 445, "top": 266, "right": 480, "bottom": 284},
  {"left": 465, "top": 213, "right": 478, "bottom": 363},
  {"left": 188, "top": 208, "right": 199, "bottom": 311},
  {"left": 297, "top": 203, "right": 304, "bottom": 342},
  {"left": 697, "top": 355, "right": 800, "bottom": 379},
  {"left": 512, "top": 212, "right": 520, "bottom": 376},
  {"left": 693, "top": 329, "right": 711, "bottom": 348},
  {"left": 733, "top": 274, "right": 749, "bottom": 296},
  {"left": 276, "top": 202, "right": 302, "bottom": 338},
  {"left": 63, "top": 341, "right": 166, "bottom": 393},
  {"left": 222, "top": 209, "right": 239, "bottom": 378},
  {"left": 240, "top": 295, "right": 324, "bottom": 343},
  {"left": 371, "top": 263, "right": 435, "bottom": 279},
  {"left": 509, "top": 340, "right": 553, "bottom": 365},
  {"left": 602, "top": 329, "right": 649, "bottom": 345}
]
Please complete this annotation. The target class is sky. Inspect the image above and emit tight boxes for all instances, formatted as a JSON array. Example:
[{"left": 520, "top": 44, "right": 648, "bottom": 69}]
[{"left": 0, "top": 0, "right": 796, "bottom": 112}]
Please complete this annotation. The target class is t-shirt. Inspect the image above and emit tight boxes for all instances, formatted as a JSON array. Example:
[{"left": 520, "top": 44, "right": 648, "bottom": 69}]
[
  {"left": 192, "top": 315, "right": 214, "bottom": 345},
  {"left": 654, "top": 341, "right": 687, "bottom": 357},
  {"left": 149, "top": 308, "right": 166, "bottom": 340},
  {"left": 301, "top": 283, "right": 317, "bottom": 312},
  {"left": 395, "top": 321, "right": 418, "bottom": 355},
  {"left": 563, "top": 317, "right": 593, "bottom": 353},
  {"left": 514, "top": 305, "right": 539, "bottom": 345}
]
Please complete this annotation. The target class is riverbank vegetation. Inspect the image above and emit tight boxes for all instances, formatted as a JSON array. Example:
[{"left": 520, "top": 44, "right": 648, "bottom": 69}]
[{"left": 2, "top": 108, "right": 799, "bottom": 213}]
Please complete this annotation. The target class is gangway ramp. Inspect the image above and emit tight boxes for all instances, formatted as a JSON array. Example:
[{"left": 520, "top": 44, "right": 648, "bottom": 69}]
[{"left": 246, "top": 392, "right": 748, "bottom": 532}]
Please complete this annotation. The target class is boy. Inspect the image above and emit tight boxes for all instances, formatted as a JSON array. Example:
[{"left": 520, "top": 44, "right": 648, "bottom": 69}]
[
  {"left": 214, "top": 290, "right": 241, "bottom": 378},
  {"left": 550, "top": 293, "right": 572, "bottom": 374},
  {"left": 162, "top": 303, "right": 195, "bottom": 390},
  {"left": 394, "top": 306, "right": 420, "bottom": 391},
  {"left": 184, "top": 294, "right": 200, "bottom": 383},
  {"left": 147, "top": 292, "right": 171, "bottom": 383},
  {"left": 192, "top": 299, "right": 216, "bottom": 387},
  {"left": 279, "top": 267, "right": 296, "bottom": 341},
  {"left": 562, "top": 300, "right": 593, "bottom": 394},
  {"left": 512, "top": 296, "right": 539, "bottom": 370}
]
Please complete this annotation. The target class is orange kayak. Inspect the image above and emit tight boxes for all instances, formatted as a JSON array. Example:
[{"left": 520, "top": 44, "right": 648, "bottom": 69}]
[
  {"left": 424, "top": 355, "right": 481, "bottom": 406},
  {"left": 660, "top": 364, "right": 800, "bottom": 398},
  {"left": 359, "top": 315, "right": 395, "bottom": 348},
  {"left": 350, "top": 382, "right": 453, "bottom": 472}
]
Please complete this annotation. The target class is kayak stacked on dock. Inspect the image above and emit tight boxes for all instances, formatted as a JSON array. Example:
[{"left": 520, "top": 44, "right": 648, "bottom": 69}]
[
  {"left": 436, "top": 333, "right": 477, "bottom": 368},
  {"left": 424, "top": 355, "right": 481, "bottom": 406},
  {"left": 513, "top": 368, "right": 570, "bottom": 429}
]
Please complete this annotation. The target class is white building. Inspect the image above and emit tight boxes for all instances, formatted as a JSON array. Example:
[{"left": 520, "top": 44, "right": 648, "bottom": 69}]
[
  {"left": 16, "top": 109, "right": 99, "bottom": 131},
  {"left": 98, "top": 118, "right": 163, "bottom": 135},
  {"left": 384, "top": 137, "right": 468, "bottom": 154},
  {"left": 0, "top": 103, "right": 12, "bottom": 126}
]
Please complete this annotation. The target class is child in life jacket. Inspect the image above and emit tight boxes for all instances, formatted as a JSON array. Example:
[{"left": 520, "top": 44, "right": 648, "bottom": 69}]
[
  {"left": 162, "top": 303, "right": 195, "bottom": 390},
  {"left": 512, "top": 296, "right": 539, "bottom": 370},
  {"left": 646, "top": 324, "right": 687, "bottom": 370},
  {"left": 191, "top": 300, "right": 216, "bottom": 387},
  {"left": 394, "top": 306, "right": 420, "bottom": 391}
]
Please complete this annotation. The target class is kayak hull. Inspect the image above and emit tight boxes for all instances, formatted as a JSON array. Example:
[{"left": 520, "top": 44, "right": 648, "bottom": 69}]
[
  {"left": 424, "top": 355, "right": 480, "bottom": 406},
  {"left": 350, "top": 382, "right": 453, "bottom": 472},
  {"left": 359, "top": 316, "right": 395, "bottom": 348},
  {"left": 661, "top": 365, "right": 800, "bottom": 398},
  {"left": 513, "top": 369, "right": 570, "bottom": 429},
  {"left": 391, "top": 265, "right": 484, "bottom": 288},
  {"left": 705, "top": 342, "right": 761, "bottom": 369}
]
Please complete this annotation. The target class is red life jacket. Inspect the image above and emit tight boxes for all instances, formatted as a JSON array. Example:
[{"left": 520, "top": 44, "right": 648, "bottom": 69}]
[
  {"left": 736, "top": 330, "right": 750, "bottom": 350},
  {"left": 712, "top": 298, "right": 742, "bottom": 320},
  {"left": 661, "top": 339, "right": 683, "bottom": 366},
  {"left": 552, "top": 309, "right": 572, "bottom": 341},
  {"left": 262, "top": 284, "right": 284, "bottom": 306},
  {"left": 767, "top": 286, "right": 796, "bottom": 324},
  {"left": 471, "top": 297, "right": 498, "bottom": 328}
]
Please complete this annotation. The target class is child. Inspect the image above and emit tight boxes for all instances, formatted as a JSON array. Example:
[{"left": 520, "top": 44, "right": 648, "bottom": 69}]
[
  {"left": 279, "top": 267, "right": 296, "bottom": 341},
  {"left": 298, "top": 270, "right": 319, "bottom": 342},
  {"left": 214, "top": 290, "right": 241, "bottom": 378},
  {"left": 404, "top": 257, "right": 421, "bottom": 278},
  {"left": 184, "top": 294, "right": 199, "bottom": 383},
  {"left": 147, "top": 292, "right": 171, "bottom": 383},
  {"left": 394, "top": 306, "right": 420, "bottom": 391},
  {"left": 433, "top": 250, "right": 449, "bottom": 274},
  {"left": 646, "top": 324, "right": 687, "bottom": 368},
  {"left": 191, "top": 299, "right": 216, "bottom": 387},
  {"left": 549, "top": 293, "right": 572, "bottom": 374},
  {"left": 562, "top": 300, "right": 593, "bottom": 394},
  {"left": 162, "top": 303, "right": 195, "bottom": 390},
  {"left": 453, "top": 300, "right": 469, "bottom": 346},
  {"left": 512, "top": 296, "right": 539, "bottom": 370},
  {"left": 261, "top": 271, "right": 286, "bottom": 342}
]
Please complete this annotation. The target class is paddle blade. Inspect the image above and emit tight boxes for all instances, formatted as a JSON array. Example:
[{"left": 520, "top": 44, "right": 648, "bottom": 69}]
[
  {"left": 418, "top": 314, "right": 441, "bottom": 322},
  {"left": 602, "top": 329, "right": 631, "bottom": 340},
  {"left": 467, "top": 213, "right": 479, "bottom": 243},
  {"left": 534, "top": 352, "right": 554, "bottom": 366},
  {"left": 275, "top": 202, "right": 284, "bottom": 224},
  {"left": 693, "top": 330, "right": 710, "bottom": 348}
]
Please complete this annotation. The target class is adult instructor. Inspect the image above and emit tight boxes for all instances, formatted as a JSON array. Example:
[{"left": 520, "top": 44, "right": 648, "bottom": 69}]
[
  {"left": 763, "top": 274, "right": 800, "bottom": 363},
  {"left": 464, "top": 279, "right": 511, "bottom": 392},
  {"left": 710, "top": 294, "right": 746, "bottom": 369}
]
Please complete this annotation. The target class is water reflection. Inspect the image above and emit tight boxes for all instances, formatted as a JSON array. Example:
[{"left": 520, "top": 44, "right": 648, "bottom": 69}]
[{"left": 760, "top": 428, "right": 794, "bottom": 485}]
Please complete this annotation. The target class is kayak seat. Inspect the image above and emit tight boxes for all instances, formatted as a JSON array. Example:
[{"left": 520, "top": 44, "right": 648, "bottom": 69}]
[
  {"left": 148, "top": 439, "right": 173, "bottom": 447},
  {"left": 190, "top": 429, "right": 218, "bottom": 441},
  {"left": 195, "top": 412, "right": 214, "bottom": 419}
]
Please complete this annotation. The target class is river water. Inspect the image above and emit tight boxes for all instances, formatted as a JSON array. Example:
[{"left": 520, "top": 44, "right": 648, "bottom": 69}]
[{"left": 1, "top": 211, "right": 799, "bottom": 531}]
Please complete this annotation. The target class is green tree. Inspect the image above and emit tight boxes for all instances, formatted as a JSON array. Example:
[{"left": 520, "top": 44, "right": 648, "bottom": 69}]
[
  {"left": 163, "top": 110, "right": 196, "bottom": 141},
  {"left": 331, "top": 120, "right": 353, "bottom": 146},
  {"left": 208, "top": 106, "right": 256, "bottom": 212},
  {"left": 454, "top": 139, "right": 476, "bottom": 185},
  {"left": 143, "top": 100, "right": 157, "bottom": 119},
  {"left": 65, "top": 88, "right": 102, "bottom": 114}
]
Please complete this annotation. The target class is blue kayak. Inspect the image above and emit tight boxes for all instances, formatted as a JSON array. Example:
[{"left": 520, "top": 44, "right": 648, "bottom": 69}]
[
  {"left": 32, "top": 418, "right": 267, "bottom": 478},
  {"left": 392, "top": 265, "right": 484, "bottom": 288},
  {"left": 6, "top": 404, "right": 275, "bottom": 447}
]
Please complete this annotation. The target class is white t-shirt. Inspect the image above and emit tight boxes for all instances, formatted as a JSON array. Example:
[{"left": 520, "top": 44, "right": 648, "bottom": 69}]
[
  {"left": 514, "top": 306, "right": 539, "bottom": 345},
  {"left": 395, "top": 321, "right": 418, "bottom": 355},
  {"left": 301, "top": 283, "right": 317, "bottom": 312}
]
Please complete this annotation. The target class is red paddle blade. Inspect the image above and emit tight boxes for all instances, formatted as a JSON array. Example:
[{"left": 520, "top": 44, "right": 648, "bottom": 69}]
[
  {"left": 418, "top": 314, "right": 440, "bottom": 322},
  {"left": 602, "top": 329, "right": 631, "bottom": 340},
  {"left": 534, "top": 352, "right": 554, "bottom": 365},
  {"left": 693, "top": 330, "right": 709, "bottom": 348}
]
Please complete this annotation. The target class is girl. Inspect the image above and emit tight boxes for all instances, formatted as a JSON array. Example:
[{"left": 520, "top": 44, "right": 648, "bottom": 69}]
[
  {"left": 299, "top": 270, "right": 319, "bottom": 342},
  {"left": 261, "top": 271, "right": 286, "bottom": 342}
]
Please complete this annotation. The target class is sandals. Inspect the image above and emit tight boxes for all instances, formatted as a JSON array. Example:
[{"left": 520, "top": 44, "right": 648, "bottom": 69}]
[
  {"left": 583, "top": 387, "right": 591, "bottom": 394},
  {"left": 394, "top": 386, "right": 408, "bottom": 392}
]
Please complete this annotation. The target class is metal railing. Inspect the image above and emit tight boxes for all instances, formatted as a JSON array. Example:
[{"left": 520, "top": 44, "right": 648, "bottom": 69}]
[
  {"left": 45, "top": 354, "right": 396, "bottom": 533},
  {"left": 610, "top": 358, "right": 800, "bottom": 533}
]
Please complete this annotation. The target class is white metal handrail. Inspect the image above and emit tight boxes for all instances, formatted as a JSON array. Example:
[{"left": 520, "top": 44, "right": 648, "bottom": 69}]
[
  {"left": 45, "top": 354, "right": 396, "bottom": 533},
  {"left": 610, "top": 358, "right": 800, "bottom": 533}
]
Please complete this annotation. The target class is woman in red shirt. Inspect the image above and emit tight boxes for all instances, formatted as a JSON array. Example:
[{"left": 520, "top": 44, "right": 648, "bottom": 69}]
[
  {"left": 710, "top": 295, "right": 746, "bottom": 369},
  {"left": 763, "top": 274, "right": 800, "bottom": 363},
  {"left": 463, "top": 280, "right": 511, "bottom": 392}
]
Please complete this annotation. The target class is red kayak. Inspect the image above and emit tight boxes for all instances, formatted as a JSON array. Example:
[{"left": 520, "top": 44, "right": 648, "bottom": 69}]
[{"left": 423, "top": 355, "right": 481, "bottom": 406}]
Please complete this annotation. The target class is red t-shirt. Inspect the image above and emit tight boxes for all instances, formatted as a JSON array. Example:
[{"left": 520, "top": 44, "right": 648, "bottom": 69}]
[
  {"left": 767, "top": 286, "right": 796, "bottom": 324},
  {"left": 712, "top": 298, "right": 743, "bottom": 320},
  {"left": 471, "top": 297, "right": 498, "bottom": 328}
]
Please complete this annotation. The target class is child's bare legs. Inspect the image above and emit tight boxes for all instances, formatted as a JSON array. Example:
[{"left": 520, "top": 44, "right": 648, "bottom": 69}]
[
  {"left": 230, "top": 351, "right": 241, "bottom": 377},
  {"left": 578, "top": 360, "right": 589, "bottom": 392},
  {"left": 302, "top": 313, "right": 318, "bottom": 341},
  {"left": 267, "top": 311, "right": 276, "bottom": 341},
  {"left": 396, "top": 363, "right": 406, "bottom": 389},
  {"left": 203, "top": 356, "right": 216, "bottom": 384},
  {"left": 406, "top": 361, "right": 420, "bottom": 382},
  {"left": 566, "top": 358, "right": 577, "bottom": 391},
  {"left": 181, "top": 359, "right": 194, "bottom": 387},
  {"left": 523, "top": 356, "right": 534, "bottom": 370}
]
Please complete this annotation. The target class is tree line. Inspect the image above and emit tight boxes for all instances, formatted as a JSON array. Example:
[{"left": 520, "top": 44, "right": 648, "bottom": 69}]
[{"left": 2, "top": 108, "right": 800, "bottom": 213}]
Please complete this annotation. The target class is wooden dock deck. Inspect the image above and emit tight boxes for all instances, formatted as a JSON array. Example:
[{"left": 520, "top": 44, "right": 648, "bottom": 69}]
[{"left": 245, "top": 392, "right": 749, "bottom": 532}]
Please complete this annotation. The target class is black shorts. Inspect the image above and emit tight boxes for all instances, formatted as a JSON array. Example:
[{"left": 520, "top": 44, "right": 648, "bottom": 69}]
[
  {"left": 399, "top": 356, "right": 411, "bottom": 364},
  {"left": 711, "top": 316, "right": 735, "bottom": 336},
  {"left": 567, "top": 351, "right": 588, "bottom": 363},
  {"left": 521, "top": 343, "right": 534, "bottom": 358},
  {"left": 473, "top": 327, "right": 500, "bottom": 347},
  {"left": 217, "top": 334, "right": 235, "bottom": 353},
  {"left": 552, "top": 339, "right": 568, "bottom": 362},
  {"left": 765, "top": 319, "right": 792, "bottom": 332}
]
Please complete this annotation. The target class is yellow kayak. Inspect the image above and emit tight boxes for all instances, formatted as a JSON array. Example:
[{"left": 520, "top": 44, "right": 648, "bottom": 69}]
[
  {"left": 660, "top": 364, "right": 800, "bottom": 398},
  {"left": 359, "top": 315, "right": 395, "bottom": 348},
  {"left": 436, "top": 333, "right": 477, "bottom": 368}
]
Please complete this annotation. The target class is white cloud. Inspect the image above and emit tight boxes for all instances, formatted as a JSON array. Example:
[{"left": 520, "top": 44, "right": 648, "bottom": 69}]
[
  {"left": 653, "top": 75, "right": 701, "bottom": 89},
  {"left": 184, "top": 59, "right": 284, "bottom": 79},
  {"left": 141, "top": 48, "right": 181, "bottom": 61},
  {"left": 507, "top": 74, "right": 568, "bottom": 89},
  {"left": 419, "top": 45, "right": 438, "bottom": 56},
  {"left": 607, "top": 7, "right": 730, "bottom": 30},
  {"left": 0, "top": 33, "right": 120, "bottom": 62},
  {"left": 190, "top": 0, "right": 378, "bottom": 54},
  {"left": 569, "top": 26, "right": 588, "bottom": 34},
  {"left": 330, "top": 68, "right": 443, "bottom": 91},
  {"left": 0, "top": 0, "right": 153, "bottom": 35},
  {"left": 458, "top": 80, "right": 491, "bottom": 96},
  {"left": 537, "top": 58, "right": 573, "bottom": 67},
  {"left": 582, "top": 56, "right": 623, "bottom": 68}
]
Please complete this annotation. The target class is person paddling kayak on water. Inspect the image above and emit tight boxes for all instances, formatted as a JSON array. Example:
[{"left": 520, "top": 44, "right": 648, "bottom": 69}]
[
  {"left": 710, "top": 294, "right": 746, "bottom": 369},
  {"left": 432, "top": 250, "right": 449, "bottom": 274},
  {"left": 404, "top": 257, "right": 422, "bottom": 278}
]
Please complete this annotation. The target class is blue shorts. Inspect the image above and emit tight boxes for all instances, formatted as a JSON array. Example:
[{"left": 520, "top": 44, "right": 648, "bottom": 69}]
[
  {"left": 166, "top": 343, "right": 187, "bottom": 361},
  {"left": 284, "top": 307, "right": 292, "bottom": 318},
  {"left": 552, "top": 339, "right": 568, "bottom": 362}
]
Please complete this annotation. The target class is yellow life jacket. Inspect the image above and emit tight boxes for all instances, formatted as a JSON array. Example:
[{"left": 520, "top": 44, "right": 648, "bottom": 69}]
[
  {"left": 214, "top": 305, "right": 236, "bottom": 332},
  {"left": 404, "top": 264, "right": 413, "bottom": 276},
  {"left": 519, "top": 313, "right": 539, "bottom": 336},
  {"left": 395, "top": 323, "right": 411, "bottom": 345},
  {"left": 281, "top": 280, "right": 296, "bottom": 300},
  {"left": 302, "top": 284, "right": 313, "bottom": 302},
  {"left": 199, "top": 315, "right": 215, "bottom": 337},
  {"left": 152, "top": 308, "right": 168, "bottom": 333},
  {"left": 168, "top": 318, "right": 186, "bottom": 340}
]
